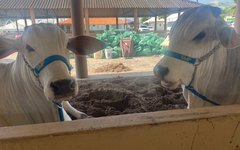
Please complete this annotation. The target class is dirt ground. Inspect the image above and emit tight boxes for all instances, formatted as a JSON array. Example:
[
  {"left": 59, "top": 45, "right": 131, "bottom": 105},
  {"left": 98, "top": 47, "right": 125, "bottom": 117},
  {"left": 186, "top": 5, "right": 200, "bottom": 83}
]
[
  {"left": 5, "top": 53, "right": 161, "bottom": 76},
  {"left": 71, "top": 76, "right": 187, "bottom": 117}
]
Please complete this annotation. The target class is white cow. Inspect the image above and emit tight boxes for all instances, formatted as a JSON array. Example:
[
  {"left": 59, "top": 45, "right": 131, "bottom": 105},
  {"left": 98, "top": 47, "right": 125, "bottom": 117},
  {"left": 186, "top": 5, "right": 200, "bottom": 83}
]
[
  {"left": 154, "top": 6, "right": 240, "bottom": 108},
  {"left": 0, "top": 23, "right": 105, "bottom": 126}
]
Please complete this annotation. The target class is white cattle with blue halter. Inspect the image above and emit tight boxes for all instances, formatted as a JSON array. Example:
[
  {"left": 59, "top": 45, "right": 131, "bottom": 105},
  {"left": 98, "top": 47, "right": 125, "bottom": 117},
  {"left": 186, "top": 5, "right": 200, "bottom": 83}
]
[
  {"left": 154, "top": 6, "right": 240, "bottom": 108},
  {"left": 0, "top": 23, "right": 105, "bottom": 126}
]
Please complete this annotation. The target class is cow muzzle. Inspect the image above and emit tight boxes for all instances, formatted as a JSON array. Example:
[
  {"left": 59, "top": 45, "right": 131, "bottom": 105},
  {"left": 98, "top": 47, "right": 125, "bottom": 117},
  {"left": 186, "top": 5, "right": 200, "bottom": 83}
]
[
  {"left": 50, "top": 79, "right": 76, "bottom": 100},
  {"left": 154, "top": 64, "right": 169, "bottom": 79}
]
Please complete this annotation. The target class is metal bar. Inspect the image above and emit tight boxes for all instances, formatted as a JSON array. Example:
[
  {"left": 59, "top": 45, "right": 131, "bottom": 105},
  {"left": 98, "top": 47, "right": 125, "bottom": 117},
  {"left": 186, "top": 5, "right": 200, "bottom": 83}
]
[{"left": 70, "top": 0, "right": 88, "bottom": 78}]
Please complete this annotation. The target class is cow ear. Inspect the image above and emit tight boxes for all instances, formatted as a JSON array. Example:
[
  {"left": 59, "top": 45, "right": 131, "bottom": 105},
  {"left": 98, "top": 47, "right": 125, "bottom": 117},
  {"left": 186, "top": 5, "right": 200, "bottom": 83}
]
[
  {"left": 0, "top": 37, "right": 18, "bottom": 59},
  {"left": 218, "top": 27, "right": 240, "bottom": 49},
  {"left": 67, "top": 36, "right": 106, "bottom": 55}
]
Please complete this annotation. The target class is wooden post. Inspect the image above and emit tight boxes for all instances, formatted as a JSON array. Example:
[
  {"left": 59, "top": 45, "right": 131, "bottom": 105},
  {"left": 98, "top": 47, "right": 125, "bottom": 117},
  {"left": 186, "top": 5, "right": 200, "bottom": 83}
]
[
  {"left": 235, "top": 0, "right": 240, "bottom": 33},
  {"left": 154, "top": 16, "right": 157, "bottom": 32},
  {"left": 30, "top": 8, "right": 36, "bottom": 24},
  {"left": 134, "top": 8, "right": 139, "bottom": 32},
  {"left": 70, "top": 0, "right": 88, "bottom": 78},
  {"left": 116, "top": 17, "right": 119, "bottom": 29},
  {"left": 24, "top": 18, "right": 27, "bottom": 27},
  {"left": 15, "top": 19, "right": 19, "bottom": 32},
  {"left": 85, "top": 8, "right": 90, "bottom": 35},
  {"left": 164, "top": 14, "right": 167, "bottom": 31}
]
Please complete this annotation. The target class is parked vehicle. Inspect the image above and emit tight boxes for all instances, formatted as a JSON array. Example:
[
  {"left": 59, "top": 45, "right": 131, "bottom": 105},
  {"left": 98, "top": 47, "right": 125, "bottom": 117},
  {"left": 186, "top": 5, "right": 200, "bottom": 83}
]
[
  {"left": 139, "top": 25, "right": 150, "bottom": 32},
  {"left": 148, "top": 26, "right": 154, "bottom": 31}
]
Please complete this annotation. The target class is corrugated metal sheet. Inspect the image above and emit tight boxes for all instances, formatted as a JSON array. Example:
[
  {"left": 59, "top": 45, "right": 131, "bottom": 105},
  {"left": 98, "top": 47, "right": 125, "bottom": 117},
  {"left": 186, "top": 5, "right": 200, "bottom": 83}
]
[
  {"left": 0, "top": 0, "right": 201, "bottom": 18},
  {"left": 0, "top": 0, "right": 200, "bottom": 9}
]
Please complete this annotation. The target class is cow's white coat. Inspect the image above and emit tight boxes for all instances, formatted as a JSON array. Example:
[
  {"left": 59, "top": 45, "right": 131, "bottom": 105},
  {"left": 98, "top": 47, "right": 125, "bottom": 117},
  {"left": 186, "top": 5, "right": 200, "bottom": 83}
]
[
  {"left": 155, "top": 6, "right": 240, "bottom": 108},
  {"left": 0, "top": 24, "right": 87, "bottom": 126}
]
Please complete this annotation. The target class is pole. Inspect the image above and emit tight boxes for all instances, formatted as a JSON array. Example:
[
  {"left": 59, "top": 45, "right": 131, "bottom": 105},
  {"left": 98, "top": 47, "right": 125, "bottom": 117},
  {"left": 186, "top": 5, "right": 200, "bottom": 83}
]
[
  {"left": 164, "top": 14, "right": 167, "bottom": 31},
  {"left": 154, "top": 16, "right": 157, "bottom": 32},
  {"left": 30, "top": 8, "right": 36, "bottom": 24},
  {"left": 235, "top": 0, "right": 240, "bottom": 33},
  {"left": 134, "top": 8, "right": 139, "bottom": 32},
  {"left": 56, "top": 17, "right": 59, "bottom": 25},
  {"left": 116, "top": 17, "right": 119, "bottom": 29},
  {"left": 85, "top": 8, "right": 90, "bottom": 35},
  {"left": 70, "top": 0, "right": 88, "bottom": 78},
  {"left": 24, "top": 18, "right": 28, "bottom": 27},
  {"left": 15, "top": 19, "right": 19, "bottom": 32}
]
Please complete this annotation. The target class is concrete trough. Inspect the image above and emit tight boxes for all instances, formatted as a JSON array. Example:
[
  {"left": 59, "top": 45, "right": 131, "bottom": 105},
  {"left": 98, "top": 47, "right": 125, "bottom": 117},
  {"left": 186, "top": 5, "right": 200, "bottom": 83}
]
[{"left": 0, "top": 105, "right": 240, "bottom": 150}]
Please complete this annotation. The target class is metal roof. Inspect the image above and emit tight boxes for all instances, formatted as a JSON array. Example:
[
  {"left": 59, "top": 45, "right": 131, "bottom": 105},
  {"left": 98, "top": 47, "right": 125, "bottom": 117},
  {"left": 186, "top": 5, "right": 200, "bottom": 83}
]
[{"left": 0, "top": 0, "right": 201, "bottom": 18}]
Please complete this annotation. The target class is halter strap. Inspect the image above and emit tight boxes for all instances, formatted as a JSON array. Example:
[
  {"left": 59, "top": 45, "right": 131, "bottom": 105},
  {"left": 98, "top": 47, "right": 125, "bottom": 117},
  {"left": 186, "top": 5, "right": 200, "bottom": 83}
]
[
  {"left": 23, "top": 54, "right": 72, "bottom": 122},
  {"left": 160, "top": 43, "right": 221, "bottom": 106},
  {"left": 34, "top": 55, "right": 73, "bottom": 76},
  {"left": 160, "top": 43, "right": 221, "bottom": 66}
]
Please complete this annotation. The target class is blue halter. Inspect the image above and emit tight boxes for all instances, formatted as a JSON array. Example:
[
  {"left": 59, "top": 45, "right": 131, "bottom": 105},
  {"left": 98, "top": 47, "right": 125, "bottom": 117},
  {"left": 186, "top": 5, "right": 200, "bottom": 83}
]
[
  {"left": 160, "top": 49, "right": 198, "bottom": 65},
  {"left": 33, "top": 55, "right": 73, "bottom": 121},
  {"left": 160, "top": 44, "right": 221, "bottom": 106},
  {"left": 33, "top": 55, "right": 73, "bottom": 77},
  {"left": 23, "top": 55, "right": 73, "bottom": 122}
]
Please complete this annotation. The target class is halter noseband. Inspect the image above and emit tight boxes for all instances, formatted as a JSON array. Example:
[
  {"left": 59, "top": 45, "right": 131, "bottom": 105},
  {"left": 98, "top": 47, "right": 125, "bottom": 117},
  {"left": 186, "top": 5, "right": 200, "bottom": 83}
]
[
  {"left": 33, "top": 55, "right": 73, "bottom": 77},
  {"left": 160, "top": 43, "right": 221, "bottom": 106},
  {"left": 23, "top": 54, "right": 73, "bottom": 121}
]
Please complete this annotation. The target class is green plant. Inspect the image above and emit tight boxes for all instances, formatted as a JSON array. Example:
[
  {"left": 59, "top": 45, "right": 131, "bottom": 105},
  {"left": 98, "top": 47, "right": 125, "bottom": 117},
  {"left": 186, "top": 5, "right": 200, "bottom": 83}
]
[{"left": 97, "top": 28, "right": 165, "bottom": 58}]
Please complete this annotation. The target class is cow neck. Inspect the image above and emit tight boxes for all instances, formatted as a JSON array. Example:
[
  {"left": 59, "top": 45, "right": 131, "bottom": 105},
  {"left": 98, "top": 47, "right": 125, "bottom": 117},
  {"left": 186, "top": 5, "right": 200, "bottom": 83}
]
[{"left": 184, "top": 43, "right": 222, "bottom": 106}]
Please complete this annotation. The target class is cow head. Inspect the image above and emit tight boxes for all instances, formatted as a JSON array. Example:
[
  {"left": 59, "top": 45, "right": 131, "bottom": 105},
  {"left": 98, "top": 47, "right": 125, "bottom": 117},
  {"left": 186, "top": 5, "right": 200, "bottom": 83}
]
[
  {"left": 0, "top": 23, "right": 105, "bottom": 102},
  {"left": 154, "top": 6, "right": 240, "bottom": 90}
]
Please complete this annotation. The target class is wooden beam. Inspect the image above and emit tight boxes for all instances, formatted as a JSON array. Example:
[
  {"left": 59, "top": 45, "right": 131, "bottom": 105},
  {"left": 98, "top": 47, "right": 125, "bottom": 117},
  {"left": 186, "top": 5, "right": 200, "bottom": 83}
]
[
  {"left": 235, "top": 0, "right": 240, "bottom": 33},
  {"left": 134, "top": 8, "right": 139, "bottom": 32},
  {"left": 85, "top": 8, "right": 90, "bottom": 35},
  {"left": 116, "top": 17, "right": 119, "bottom": 29},
  {"left": 164, "top": 14, "right": 167, "bottom": 31},
  {"left": 30, "top": 8, "right": 36, "bottom": 24},
  {"left": 154, "top": 16, "right": 157, "bottom": 32},
  {"left": 1, "top": 105, "right": 240, "bottom": 149},
  {"left": 70, "top": 0, "right": 88, "bottom": 78}
]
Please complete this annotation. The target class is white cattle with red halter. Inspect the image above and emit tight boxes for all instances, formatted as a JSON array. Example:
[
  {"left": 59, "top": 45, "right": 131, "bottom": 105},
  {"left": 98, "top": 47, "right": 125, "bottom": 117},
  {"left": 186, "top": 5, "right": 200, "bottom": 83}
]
[
  {"left": 154, "top": 6, "right": 240, "bottom": 108},
  {"left": 0, "top": 23, "right": 105, "bottom": 126}
]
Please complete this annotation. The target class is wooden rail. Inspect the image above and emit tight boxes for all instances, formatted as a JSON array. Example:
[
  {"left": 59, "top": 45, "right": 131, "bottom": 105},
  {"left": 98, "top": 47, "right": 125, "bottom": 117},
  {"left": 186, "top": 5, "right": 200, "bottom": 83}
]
[{"left": 0, "top": 105, "right": 240, "bottom": 150}]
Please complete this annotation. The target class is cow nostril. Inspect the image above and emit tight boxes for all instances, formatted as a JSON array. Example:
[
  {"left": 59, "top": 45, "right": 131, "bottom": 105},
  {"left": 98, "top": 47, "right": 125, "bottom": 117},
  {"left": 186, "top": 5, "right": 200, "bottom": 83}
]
[
  {"left": 154, "top": 65, "right": 169, "bottom": 77},
  {"left": 50, "top": 82, "right": 60, "bottom": 93},
  {"left": 70, "top": 80, "right": 76, "bottom": 90},
  {"left": 50, "top": 79, "right": 76, "bottom": 96}
]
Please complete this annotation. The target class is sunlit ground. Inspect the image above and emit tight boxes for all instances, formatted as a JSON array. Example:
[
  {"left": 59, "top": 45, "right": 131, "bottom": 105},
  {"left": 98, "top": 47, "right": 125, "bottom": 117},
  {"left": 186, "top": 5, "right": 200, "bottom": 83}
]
[{"left": 4, "top": 53, "right": 161, "bottom": 77}]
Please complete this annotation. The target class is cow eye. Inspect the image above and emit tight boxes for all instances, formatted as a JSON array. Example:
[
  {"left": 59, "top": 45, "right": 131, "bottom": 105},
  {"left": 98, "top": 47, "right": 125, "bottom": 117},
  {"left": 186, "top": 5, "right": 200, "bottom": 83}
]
[
  {"left": 26, "top": 45, "right": 35, "bottom": 52},
  {"left": 193, "top": 32, "right": 206, "bottom": 41}
]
